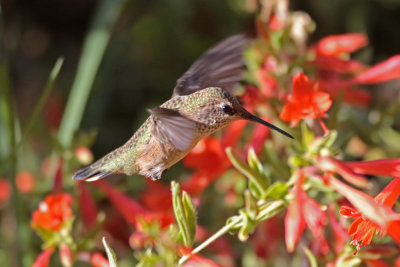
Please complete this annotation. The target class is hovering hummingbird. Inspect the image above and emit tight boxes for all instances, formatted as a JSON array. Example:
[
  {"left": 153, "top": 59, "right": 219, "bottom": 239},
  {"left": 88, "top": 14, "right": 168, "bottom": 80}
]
[{"left": 73, "top": 35, "right": 293, "bottom": 182}]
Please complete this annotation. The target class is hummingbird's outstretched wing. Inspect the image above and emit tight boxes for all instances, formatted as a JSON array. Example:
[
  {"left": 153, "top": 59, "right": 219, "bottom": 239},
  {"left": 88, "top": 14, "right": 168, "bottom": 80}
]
[
  {"left": 173, "top": 35, "right": 249, "bottom": 97},
  {"left": 149, "top": 107, "right": 197, "bottom": 152}
]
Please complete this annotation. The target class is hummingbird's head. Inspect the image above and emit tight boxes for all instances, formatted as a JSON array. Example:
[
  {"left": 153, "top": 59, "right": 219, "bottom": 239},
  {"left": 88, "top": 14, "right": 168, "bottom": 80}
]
[{"left": 187, "top": 87, "right": 293, "bottom": 139}]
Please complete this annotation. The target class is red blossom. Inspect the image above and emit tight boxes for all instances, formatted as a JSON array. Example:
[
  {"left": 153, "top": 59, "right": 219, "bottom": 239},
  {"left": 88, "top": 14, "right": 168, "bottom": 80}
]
[
  {"left": 285, "top": 171, "right": 306, "bottom": 252},
  {"left": 0, "top": 178, "right": 11, "bottom": 204},
  {"left": 78, "top": 182, "right": 98, "bottom": 229},
  {"left": 91, "top": 253, "right": 109, "bottom": 267},
  {"left": 59, "top": 244, "right": 72, "bottom": 267},
  {"left": 317, "top": 156, "right": 370, "bottom": 188},
  {"left": 314, "top": 33, "right": 368, "bottom": 57},
  {"left": 75, "top": 147, "right": 94, "bottom": 165},
  {"left": 346, "top": 159, "right": 400, "bottom": 177},
  {"left": 96, "top": 180, "right": 174, "bottom": 229},
  {"left": 31, "top": 193, "right": 73, "bottom": 231},
  {"left": 352, "top": 55, "right": 400, "bottom": 84},
  {"left": 328, "top": 205, "right": 348, "bottom": 254},
  {"left": 95, "top": 180, "right": 146, "bottom": 226},
  {"left": 243, "top": 119, "right": 270, "bottom": 156},
  {"left": 311, "top": 57, "right": 366, "bottom": 74},
  {"left": 16, "top": 171, "right": 35, "bottom": 193},
  {"left": 339, "top": 177, "right": 400, "bottom": 253},
  {"left": 255, "top": 68, "right": 276, "bottom": 98},
  {"left": 280, "top": 72, "right": 332, "bottom": 126},
  {"left": 32, "top": 247, "right": 54, "bottom": 267}
]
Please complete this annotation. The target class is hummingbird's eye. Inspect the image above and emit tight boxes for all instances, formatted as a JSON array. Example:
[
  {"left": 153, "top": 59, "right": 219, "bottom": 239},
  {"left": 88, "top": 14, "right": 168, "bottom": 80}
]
[{"left": 221, "top": 103, "right": 235, "bottom": 115}]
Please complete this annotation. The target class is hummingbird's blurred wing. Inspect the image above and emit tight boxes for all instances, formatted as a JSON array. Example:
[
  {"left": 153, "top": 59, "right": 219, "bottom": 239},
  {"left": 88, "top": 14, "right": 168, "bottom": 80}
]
[
  {"left": 173, "top": 34, "right": 249, "bottom": 97},
  {"left": 149, "top": 107, "right": 197, "bottom": 152}
]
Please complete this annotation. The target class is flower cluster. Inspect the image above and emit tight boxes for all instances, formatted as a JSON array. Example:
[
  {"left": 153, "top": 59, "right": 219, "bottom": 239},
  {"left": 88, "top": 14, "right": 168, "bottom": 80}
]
[{"left": 15, "top": 1, "right": 400, "bottom": 266}]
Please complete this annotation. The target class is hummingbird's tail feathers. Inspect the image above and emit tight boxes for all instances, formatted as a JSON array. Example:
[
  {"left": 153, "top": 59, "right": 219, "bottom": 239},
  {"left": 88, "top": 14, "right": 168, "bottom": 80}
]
[{"left": 72, "top": 165, "right": 113, "bottom": 182}]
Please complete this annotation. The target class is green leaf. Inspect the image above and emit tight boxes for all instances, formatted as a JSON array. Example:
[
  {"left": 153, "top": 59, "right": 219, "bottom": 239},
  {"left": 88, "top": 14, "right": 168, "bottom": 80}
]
[
  {"left": 303, "top": 246, "right": 317, "bottom": 267},
  {"left": 182, "top": 191, "right": 197, "bottom": 244},
  {"left": 58, "top": 0, "right": 126, "bottom": 148},
  {"left": 226, "top": 147, "right": 268, "bottom": 195},
  {"left": 263, "top": 182, "right": 289, "bottom": 200},
  {"left": 171, "top": 181, "right": 192, "bottom": 247},
  {"left": 102, "top": 237, "right": 117, "bottom": 267},
  {"left": 244, "top": 189, "right": 258, "bottom": 219}
]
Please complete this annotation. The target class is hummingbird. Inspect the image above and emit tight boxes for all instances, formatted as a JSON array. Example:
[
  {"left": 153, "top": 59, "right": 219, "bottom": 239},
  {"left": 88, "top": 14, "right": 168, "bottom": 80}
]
[{"left": 73, "top": 35, "right": 293, "bottom": 182}]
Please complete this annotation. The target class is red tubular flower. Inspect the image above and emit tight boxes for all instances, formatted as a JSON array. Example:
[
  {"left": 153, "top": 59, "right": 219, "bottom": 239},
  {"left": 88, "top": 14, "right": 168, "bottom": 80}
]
[
  {"left": 285, "top": 171, "right": 306, "bottom": 252},
  {"left": 95, "top": 181, "right": 147, "bottom": 226},
  {"left": 75, "top": 147, "right": 94, "bottom": 165},
  {"left": 78, "top": 182, "right": 98, "bottom": 229},
  {"left": 243, "top": 120, "right": 270, "bottom": 156},
  {"left": 312, "top": 57, "right": 366, "bottom": 74},
  {"left": 91, "top": 253, "right": 109, "bottom": 267},
  {"left": 255, "top": 69, "right": 277, "bottom": 98},
  {"left": 0, "top": 178, "right": 11, "bottom": 204},
  {"left": 314, "top": 33, "right": 368, "bottom": 57},
  {"left": 328, "top": 205, "right": 348, "bottom": 254},
  {"left": 280, "top": 72, "right": 332, "bottom": 126},
  {"left": 346, "top": 159, "right": 400, "bottom": 177},
  {"left": 302, "top": 193, "right": 329, "bottom": 255},
  {"left": 352, "top": 55, "right": 400, "bottom": 84},
  {"left": 31, "top": 193, "right": 73, "bottom": 231},
  {"left": 316, "top": 156, "right": 370, "bottom": 188},
  {"left": 16, "top": 171, "right": 34, "bottom": 193},
  {"left": 59, "top": 244, "right": 72, "bottom": 267},
  {"left": 339, "top": 177, "right": 400, "bottom": 253},
  {"left": 32, "top": 247, "right": 54, "bottom": 267}
]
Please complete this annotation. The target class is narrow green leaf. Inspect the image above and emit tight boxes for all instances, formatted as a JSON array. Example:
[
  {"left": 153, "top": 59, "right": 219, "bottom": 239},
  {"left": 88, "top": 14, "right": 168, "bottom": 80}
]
[
  {"left": 244, "top": 189, "right": 258, "bottom": 219},
  {"left": 22, "top": 57, "right": 64, "bottom": 141},
  {"left": 182, "top": 191, "right": 197, "bottom": 244},
  {"left": 102, "top": 237, "right": 117, "bottom": 267},
  {"left": 171, "top": 181, "right": 191, "bottom": 247},
  {"left": 226, "top": 147, "right": 268, "bottom": 194},
  {"left": 263, "top": 182, "right": 289, "bottom": 200},
  {"left": 58, "top": 0, "right": 126, "bottom": 148}
]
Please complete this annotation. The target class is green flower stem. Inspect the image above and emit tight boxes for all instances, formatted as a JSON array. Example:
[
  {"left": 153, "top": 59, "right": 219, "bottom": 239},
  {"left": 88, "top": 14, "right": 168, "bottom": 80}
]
[
  {"left": 57, "top": 0, "right": 125, "bottom": 148},
  {"left": 178, "top": 216, "right": 242, "bottom": 265},
  {"left": 178, "top": 200, "right": 284, "bottom": 265}
]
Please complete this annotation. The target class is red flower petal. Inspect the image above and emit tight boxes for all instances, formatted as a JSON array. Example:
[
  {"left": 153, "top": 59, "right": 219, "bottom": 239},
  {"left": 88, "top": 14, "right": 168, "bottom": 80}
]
[
  {"left": 317, "top": 157, "right": 370, "bottom": 188},
  {"left": 280, "top": 73, "right": 332, "bottom": 126},
  {"left": 329, "top": 175, "right": 398, "bottom": 228},
  {"left": 340, "top": 206, "right": 361, "bottom": 218},
  {"left": 95, "top": 181, "right": 146, "bottom": 226},
  {"left": 353, "top": 55, "right": 400, "bottom": 84},
  {"left": 346, "top": 159, "right": 400, "bottom": 178},
  {"left": 78, "top": 182, "right": 98, "bottom": 229},
  {"left": 91, "top": 253, "right": 109, "bottom": 267},
  {"left": 32, "top": 247, "right": 54, "bottom": 267},
  {"left": 285, "top": 172, "right": 306, "bottom": 252},
  {"left": 0, "top": 178, "right": 11, "bottom": 204},
  {"left": 314, "top": 33, "right": 368, "bottom": 57},
  {"left": 311, "top": 57, "right": 366, "bottom": 74},
  {"left": 374, "top": 177, "right": 400, "bottom": 208}
]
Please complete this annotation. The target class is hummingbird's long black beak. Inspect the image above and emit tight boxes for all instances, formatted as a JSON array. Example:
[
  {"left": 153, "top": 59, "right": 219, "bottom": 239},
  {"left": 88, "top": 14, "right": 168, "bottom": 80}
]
[{"left": 240, "top": 109, "right": 294, "bottom": 139}]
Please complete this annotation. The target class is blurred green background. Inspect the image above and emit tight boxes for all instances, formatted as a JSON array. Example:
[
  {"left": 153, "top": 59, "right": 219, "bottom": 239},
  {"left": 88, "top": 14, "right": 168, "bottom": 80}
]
[{"left": 2, "top": 0, "right": 400, "bottom": 158}]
